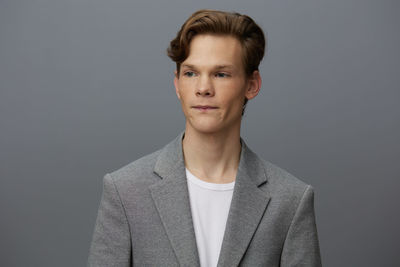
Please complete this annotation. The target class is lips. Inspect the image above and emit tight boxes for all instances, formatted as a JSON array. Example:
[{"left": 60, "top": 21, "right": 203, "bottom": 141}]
[{"left": 193, "top": 105, "right": 218, "bottom": 110}]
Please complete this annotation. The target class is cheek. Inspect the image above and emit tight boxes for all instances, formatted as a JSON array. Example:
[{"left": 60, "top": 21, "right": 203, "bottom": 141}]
[
  {"left": 176, "top": 82, "right": 188, "bottom": 98},
  {"left": 221, "top": 94, "right": 246, "bottom": 115},
  {"left": 180, "top": 77, "right": 195, "bottom": 87},
  {"left": 220, "top": 96, "right": 245, "bottom": 116},
  {"left": 177, "top": 81, "right": 194, "bottom": 99},
  {"left": 221, "top": 85, "right": 246, "bottom": 103}
]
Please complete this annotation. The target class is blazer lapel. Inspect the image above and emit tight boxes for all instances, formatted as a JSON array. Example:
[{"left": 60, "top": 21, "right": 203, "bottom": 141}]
[
  {"left": 149, "top": 131, "right": 271, "bottom": 267},
  {"left": 149, "top": 131, "right": 201, "bottom": 266},
  {"left": 217, "top": 138, "right": 271, "bottom": 267}
]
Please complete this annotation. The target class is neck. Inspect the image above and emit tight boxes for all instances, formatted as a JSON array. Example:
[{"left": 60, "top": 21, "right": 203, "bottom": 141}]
[{"left": 182, "top": 125, "right": 242, "bottom": 184}]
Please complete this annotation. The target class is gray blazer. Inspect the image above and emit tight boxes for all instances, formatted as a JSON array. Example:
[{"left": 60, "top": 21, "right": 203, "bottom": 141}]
[{"left": 88, "top": 132, "right": 322, "bottom": 266}]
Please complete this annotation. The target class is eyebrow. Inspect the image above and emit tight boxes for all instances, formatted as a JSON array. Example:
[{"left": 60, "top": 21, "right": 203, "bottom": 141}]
[{"left": 181, "top": 64, "right": 236, "bottom": 70}]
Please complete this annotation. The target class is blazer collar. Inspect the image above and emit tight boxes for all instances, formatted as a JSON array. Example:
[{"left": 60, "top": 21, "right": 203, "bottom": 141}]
[{"left": 150, "top": 131, "right": 271, "bottom": 266}]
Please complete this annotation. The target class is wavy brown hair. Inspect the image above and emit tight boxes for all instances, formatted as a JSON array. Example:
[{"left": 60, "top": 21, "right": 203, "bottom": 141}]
[{"left": 167, "top": 9, "right": 266, "bottom": 77}]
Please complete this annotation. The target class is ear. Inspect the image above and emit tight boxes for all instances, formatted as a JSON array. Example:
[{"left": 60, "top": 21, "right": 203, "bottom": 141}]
[
  {"left": 244, "top": 70, "right": 262, "bottom": 100},
  {"left": 173, "top": 70, "right": 181, "bottom": 100}
]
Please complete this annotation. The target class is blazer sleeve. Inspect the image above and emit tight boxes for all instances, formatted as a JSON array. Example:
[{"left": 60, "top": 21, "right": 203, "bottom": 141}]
[
  {"left": 88, "top": 174, "right": 132, "bottom": 267},
  {"left": 280, "top": 185, "right": 322, "bottom": 267}
]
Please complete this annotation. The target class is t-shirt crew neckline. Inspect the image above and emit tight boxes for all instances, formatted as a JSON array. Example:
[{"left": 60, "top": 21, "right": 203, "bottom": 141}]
[{"left": 185, "top": 168, "right": 235, "bottom": 191}]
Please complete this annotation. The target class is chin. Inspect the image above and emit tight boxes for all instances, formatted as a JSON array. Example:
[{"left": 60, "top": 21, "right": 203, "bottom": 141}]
[
  {"left": 187, "top": 120, "right": 224, "bottom": 135},
  {"left": 193, "top": 125, "right": 222, "bottom": 134}
]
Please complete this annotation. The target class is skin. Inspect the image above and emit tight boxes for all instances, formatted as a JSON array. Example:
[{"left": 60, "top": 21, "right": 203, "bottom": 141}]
[{"left": 174, "top": 34, "right": 262, "bottom": 183}]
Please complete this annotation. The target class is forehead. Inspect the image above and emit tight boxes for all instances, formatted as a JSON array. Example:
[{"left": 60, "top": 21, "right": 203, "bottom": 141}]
[{"left": 183, "top": 34, "right": 244, "bottom": 70}]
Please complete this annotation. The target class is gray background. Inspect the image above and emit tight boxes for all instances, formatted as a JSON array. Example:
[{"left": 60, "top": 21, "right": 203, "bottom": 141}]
[{"left": 1, "top": 0, "right": 399, "bottom": 266}]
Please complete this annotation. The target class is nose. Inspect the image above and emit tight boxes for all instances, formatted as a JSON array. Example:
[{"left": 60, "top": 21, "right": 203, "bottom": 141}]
[{"left": 196, "top": 75, "right": 215, "bottom": 97}]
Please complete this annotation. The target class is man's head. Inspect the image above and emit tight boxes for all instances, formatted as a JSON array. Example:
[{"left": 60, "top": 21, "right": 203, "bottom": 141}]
[{"left": 167, "top": 10, "right": 266, "bottom": 134}]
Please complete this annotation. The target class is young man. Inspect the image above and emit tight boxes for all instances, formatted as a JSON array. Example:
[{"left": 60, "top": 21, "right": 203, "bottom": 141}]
[{"left": 88, "top": 9, "right": 322, "bottom": 267}]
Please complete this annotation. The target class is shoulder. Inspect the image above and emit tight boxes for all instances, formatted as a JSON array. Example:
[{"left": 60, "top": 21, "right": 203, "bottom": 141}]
[
  {"left": 241, "top": 138, "right": 312, "bottom": 199},
  {"left": 262, "top": 158, "right": 309, "bottom": 189},
  {"left": 259, "top": 157, "right": 313, "bottom": 204},
  {"left": 105, "top": 148, "right": 162, "bottom": 188}
]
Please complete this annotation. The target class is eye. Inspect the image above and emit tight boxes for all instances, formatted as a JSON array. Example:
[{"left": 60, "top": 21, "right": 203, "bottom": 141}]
[
  {"left": 183, "top": 71, "right": 196, "bottom": 77},
  {"left": 215, "top": 72, "right": 230, "bottom": 78}
]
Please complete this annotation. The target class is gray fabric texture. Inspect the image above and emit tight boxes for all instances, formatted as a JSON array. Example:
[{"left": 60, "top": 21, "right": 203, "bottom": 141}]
[{"left": 88, "top": 131, "right": 322, "bottom": 266}]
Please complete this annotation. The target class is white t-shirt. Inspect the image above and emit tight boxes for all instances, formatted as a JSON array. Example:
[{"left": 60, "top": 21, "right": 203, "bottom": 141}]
[{"left": 185, "top": 168, "right": 235, "bottom": 267}]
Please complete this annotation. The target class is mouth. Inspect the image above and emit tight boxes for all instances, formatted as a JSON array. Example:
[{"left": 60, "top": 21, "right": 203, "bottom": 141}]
[{"left": 192, "top": 105, "right": 218, "bottom": 111}]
